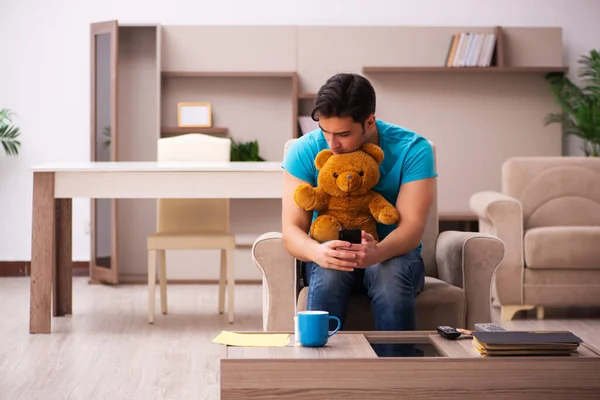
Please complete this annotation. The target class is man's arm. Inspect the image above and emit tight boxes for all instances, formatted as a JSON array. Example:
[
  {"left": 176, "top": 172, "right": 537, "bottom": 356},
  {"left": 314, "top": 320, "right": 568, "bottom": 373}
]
[
  {"left": 375, "top": 177, "right": 435, "bottom": 262},
  {"left": 281, "top": 170, "right": 321, "bottom": 262}
]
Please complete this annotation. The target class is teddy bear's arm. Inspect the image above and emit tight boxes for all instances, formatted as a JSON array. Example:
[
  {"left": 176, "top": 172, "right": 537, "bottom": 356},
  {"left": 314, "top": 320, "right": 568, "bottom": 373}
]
[
  {"left": 294, "top": 184, "right": 330, "bottom": 211},
  {"left": 311, "top": 187, "right": 330, "bottom": 210},
  {"left": 368, "top": 192, "right": 400, "bottom": 225}
]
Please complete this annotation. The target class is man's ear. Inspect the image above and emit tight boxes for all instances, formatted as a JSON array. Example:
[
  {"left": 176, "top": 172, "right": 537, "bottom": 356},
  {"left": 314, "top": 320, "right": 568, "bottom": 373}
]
[
  {"left": 314, "top": 149, "right": 334, "bottom": 170},
  {"left": 361, "top": 143, "right": 384, "bottom": 165},
  {"left": 365, "top": 115, "right": 376, "bottom": 131}
]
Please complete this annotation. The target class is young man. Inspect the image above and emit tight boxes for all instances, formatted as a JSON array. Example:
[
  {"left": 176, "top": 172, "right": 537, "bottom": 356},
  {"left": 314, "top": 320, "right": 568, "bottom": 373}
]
[{"left": 282, "top": 73, "right": 437, "bottom": 332}]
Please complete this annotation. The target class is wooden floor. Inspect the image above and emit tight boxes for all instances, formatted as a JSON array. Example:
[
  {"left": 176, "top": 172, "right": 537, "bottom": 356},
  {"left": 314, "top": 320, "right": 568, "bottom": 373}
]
[
  {"left": 1, "top": 277, "right": 599, "bottom": 399},
  {"left": 0, "top": 277, "right": 263, "bottom": 400}
]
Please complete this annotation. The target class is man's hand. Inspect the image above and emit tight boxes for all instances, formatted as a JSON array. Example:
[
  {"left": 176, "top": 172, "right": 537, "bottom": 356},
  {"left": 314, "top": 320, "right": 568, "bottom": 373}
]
[
  {"left": 346, "top": 231, "right": 381, "bottom": 269},
  {"left": 311, "top": 240, "right": 358, "bottom": 272}
]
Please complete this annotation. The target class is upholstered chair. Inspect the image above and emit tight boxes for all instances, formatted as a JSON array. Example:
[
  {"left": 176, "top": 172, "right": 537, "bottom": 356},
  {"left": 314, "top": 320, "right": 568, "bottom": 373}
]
[
  {"left": 470, "top": 157, "right": 600, "bottom": 320},
  {"left": 252, "top": 139, "right": 505, "bottom": 331}
]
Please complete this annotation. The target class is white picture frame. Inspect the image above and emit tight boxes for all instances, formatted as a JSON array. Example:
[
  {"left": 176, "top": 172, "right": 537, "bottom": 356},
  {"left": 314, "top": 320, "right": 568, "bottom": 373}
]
[{"left": 177, "top": 102, "right": 212, "bottom": 128}]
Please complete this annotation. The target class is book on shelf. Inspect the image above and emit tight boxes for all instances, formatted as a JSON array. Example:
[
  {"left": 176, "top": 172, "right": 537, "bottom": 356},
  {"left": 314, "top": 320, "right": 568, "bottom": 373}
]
[
  {"left": 298, "top": 115, "right": 319, "bottom": 136},
  {"left": 445, "top": 31, "right": 497, "bottom": 68}
]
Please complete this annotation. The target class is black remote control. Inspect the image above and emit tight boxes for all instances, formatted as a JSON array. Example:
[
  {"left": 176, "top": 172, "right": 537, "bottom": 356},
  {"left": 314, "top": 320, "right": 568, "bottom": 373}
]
[{"left": 436, "top": 325, "right": 461, "bottom": 340}]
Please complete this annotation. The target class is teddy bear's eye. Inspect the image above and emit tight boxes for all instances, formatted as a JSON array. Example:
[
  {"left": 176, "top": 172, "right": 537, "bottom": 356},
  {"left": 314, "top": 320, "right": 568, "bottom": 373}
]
[
  {"left": 358, "top": 170, "right": 364, "bottom": 176},
  {"left": 333, "top": 173, "right": 338, "bottom": 178}
]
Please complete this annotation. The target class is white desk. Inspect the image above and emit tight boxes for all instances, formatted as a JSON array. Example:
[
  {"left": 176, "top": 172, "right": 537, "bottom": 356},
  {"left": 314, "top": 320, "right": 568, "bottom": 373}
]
[{"left": 29, "top": 161, "right": 283, "bottom": 334}]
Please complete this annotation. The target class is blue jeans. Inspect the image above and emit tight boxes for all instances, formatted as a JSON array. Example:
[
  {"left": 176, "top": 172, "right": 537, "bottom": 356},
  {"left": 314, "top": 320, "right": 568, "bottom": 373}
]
[{"left": 303, "top": 248, "right": 425, "bottom": 332}]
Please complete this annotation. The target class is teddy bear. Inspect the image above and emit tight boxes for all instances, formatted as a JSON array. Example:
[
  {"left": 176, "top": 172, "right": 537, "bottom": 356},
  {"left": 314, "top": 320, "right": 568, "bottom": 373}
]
[{"left": 293, "top": 143, "right": 399, "bottom": 243}]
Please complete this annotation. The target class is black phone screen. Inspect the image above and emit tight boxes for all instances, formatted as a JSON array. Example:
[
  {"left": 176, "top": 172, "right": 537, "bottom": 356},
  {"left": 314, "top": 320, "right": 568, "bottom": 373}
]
[{"left": 338, "top": 228, "right": 362, "bottom": 244}]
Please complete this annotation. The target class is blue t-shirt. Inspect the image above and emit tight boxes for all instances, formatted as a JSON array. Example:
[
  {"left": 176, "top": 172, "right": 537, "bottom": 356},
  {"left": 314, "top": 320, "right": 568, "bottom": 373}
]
[{"left": 283, "top": 119, "right": 438, "bottom": 250}]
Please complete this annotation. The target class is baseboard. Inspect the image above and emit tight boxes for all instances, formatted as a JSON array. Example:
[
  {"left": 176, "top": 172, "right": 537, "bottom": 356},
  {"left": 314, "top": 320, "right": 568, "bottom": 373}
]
[
  {"left": 0, "top": 262, "right": 260, "bottom": 284},
  {"left": 90, "top": 274, "right": 261, "bottom": 285},
  {"left": 0, "top": 261, "right": 89, "bottom": 277}
]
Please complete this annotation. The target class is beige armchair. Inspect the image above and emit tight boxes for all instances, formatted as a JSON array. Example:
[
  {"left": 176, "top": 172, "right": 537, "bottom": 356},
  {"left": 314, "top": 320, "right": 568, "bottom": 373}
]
[
  {"left": 470, "top": 156, "right": 600, "bottom": 321},
  {"left": 252, "top": 139, "right": 505, "bottom": 332}
]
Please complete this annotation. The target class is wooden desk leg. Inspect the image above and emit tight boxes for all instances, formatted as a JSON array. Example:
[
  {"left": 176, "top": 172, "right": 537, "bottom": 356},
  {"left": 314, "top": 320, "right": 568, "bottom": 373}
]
[
  {"left": 54, "top": 198, "right": 72, "bottom": 316},
  {"left": 30, "top": 172, "right": 55, "bottom": 334}
]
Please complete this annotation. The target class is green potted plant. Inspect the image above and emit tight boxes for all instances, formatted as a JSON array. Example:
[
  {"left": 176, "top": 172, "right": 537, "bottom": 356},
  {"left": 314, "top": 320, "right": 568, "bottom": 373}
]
[
  {"left": 230, "top": 139, "right": 265, "bottom": 161},
  {"left": 0, "top": 108, "right": 21, "bottom": 156},
  {"left": 545, "top": 49, "right": 600, "bottom": 156}
]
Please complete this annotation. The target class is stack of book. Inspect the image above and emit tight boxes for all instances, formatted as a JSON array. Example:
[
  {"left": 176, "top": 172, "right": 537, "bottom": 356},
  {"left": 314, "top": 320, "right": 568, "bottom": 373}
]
[
  {"left": 472, "top": 331, "right": 583, "bottom": 357},
  {"left": 445, "top": 31, "right": 497, "bottom": 68}
]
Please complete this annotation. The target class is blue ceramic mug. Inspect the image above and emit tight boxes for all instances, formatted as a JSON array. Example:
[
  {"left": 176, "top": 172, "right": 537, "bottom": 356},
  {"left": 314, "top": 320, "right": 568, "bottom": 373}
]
[{"left": 297, "top": 311, "right": 341, "bottom": 347}]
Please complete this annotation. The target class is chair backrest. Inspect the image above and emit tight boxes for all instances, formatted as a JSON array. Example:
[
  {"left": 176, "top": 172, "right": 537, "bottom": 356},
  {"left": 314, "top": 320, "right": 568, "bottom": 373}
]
[
  {"left": 283, "top": 139, "right": 439, "bottom": 277},
  {"left": 156, "top": 133, "right": 232, "bottom": 233},
  {"left": 503, "top": 156, "right": 600, "bottom": 230}
]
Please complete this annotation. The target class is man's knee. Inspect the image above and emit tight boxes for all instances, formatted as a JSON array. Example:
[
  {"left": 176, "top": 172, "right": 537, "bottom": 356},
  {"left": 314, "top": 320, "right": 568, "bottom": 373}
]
[
  {"left": 364, "top": 251, "right": 424, "bottom": 298},
  {"left": 308, "top": 264, "right": 355, "bottom": 294},
  {"left": 306, "top": 264, "right": 356, "bottom": 322}
]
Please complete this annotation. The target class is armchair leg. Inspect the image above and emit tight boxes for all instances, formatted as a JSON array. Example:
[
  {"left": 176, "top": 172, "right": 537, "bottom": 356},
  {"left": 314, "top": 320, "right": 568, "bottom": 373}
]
[
  {"left": 148, "top": 250, "right": 157, "bottom": 324},
  {"left": 536, "top": 306, "right": 545, "bottom": 320},
  {"left": 226, "top": 248, "right": 235, "bottom": 324},
  {"left": 218, "top": 249, "right": 226, "bottom": 315},
  {"left": 500, "top": 305, "right": 535, "bottom": 321},
  {"left": 158, "top": 250, "right": 167, "bottom": 315}
]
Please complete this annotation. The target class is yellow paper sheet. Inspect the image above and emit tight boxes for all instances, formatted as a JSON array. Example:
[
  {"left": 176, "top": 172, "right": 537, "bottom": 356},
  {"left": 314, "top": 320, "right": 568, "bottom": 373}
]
[{"left": 212, "top": 331, "right": 290, "bottom": 347}]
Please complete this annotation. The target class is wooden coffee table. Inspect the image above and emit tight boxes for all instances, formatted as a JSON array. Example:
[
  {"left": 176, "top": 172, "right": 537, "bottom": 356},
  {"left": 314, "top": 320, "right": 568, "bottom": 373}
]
[{"left": 219, "top": 331, "right": 600, "bottom": 399}]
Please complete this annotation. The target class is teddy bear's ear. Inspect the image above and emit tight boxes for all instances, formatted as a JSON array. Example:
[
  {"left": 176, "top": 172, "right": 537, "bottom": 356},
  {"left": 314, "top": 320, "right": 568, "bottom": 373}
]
[
  {"left": 361, "top": 143, "right": 384, "bottom": 165},
  {"left": 314, "top": 149, "right": 334, "bottom": 170}
]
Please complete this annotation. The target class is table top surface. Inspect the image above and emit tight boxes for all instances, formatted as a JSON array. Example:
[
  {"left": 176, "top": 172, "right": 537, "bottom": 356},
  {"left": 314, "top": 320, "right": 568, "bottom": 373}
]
[
  {"left": 222, "top": 331, "right": 600, "bottom": 360},
  {"left": 31, "top": 161, "right": 284, "bottom": 172}
]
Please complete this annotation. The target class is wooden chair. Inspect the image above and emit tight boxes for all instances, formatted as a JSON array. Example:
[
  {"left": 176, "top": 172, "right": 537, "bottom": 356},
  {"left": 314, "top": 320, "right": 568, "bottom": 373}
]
[{"left": 147, "top": 133, "right": 236, "bottom": 324}]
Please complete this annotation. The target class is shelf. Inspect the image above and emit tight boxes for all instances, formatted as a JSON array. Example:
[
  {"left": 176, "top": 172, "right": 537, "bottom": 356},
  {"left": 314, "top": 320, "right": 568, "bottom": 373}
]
[
  {"left": 362, "top": 66, "right": 569, "bottom": 74},
  {"left": 298, "top": 92, "right": 316, "bottom": 100},
  {"left": 160, "top": 127, "right": 229, "bottom": 137},
  {"left": 162, "top": 71, "right": 298, "bottom": 78}
]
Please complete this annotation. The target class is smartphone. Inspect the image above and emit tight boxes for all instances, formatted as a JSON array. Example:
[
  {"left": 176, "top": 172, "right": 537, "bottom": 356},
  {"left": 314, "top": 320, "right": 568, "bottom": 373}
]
[{"left": 338, "top": 228, "right": 362, "bottom": 244}]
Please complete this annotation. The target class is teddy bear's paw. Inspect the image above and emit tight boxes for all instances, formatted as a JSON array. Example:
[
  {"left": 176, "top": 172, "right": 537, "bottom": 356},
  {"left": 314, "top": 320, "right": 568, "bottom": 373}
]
[
  {"left": 294, "top": 184, "right": 317, "bottom": 210},
  {"left": 378, "top": 207, "right": 400, "bottom": 225},
  {"left": 311, "top": 215, "right": 342, "bottom": 243}
]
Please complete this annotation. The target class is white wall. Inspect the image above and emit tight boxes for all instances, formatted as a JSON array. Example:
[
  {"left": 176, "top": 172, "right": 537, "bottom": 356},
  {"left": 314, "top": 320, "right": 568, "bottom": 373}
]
[{"left": 1, "top": 0, "right": 599, "bottom": 263}]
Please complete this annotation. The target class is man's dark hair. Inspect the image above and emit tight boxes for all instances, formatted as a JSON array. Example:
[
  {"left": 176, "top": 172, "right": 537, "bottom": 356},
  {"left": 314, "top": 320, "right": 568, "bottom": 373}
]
[{"left": 311, "top": 73, "right": 376, "bottom": 126}]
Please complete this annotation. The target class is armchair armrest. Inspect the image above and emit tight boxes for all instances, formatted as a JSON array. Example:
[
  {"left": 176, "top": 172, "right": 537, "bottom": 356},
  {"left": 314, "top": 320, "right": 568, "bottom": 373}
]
[
  {"left": 251, "top": 232, "right": 296, "bottom": 332},
  {"left": 436, "top": 231, "right": 505, "bottom": 329},
  {"left": 470, "top": 191, "right": 524, "bottom": 306}
]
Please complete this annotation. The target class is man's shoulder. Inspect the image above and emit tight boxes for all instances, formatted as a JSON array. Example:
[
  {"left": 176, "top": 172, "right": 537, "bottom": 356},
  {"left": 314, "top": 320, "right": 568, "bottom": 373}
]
[
  {"left": 377, "top": 120, "right": 431, "bottom": 154},
  {"left": 283, "top": 129, "right": 328, "bottom": 184},
  {"left": 378, "top": 119, "right": 422, "bottom": 140},
  {"left": 287, "top": 129, "right": 327, "bottom": 157},
  {"left": 377, "top": 120, "right": 438, "bottom": 185}
]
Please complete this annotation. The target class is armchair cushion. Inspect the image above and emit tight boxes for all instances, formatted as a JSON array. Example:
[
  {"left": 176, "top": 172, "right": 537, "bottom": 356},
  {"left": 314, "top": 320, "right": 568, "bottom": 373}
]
[{"left": 524, "top": 226, "right": 600, "bottom": 270}]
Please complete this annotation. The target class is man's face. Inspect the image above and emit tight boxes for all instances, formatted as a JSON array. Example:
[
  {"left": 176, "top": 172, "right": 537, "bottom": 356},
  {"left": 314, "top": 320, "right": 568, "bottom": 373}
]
[{"left": 318, "top": 115, "right": 374, "bottom": 154}]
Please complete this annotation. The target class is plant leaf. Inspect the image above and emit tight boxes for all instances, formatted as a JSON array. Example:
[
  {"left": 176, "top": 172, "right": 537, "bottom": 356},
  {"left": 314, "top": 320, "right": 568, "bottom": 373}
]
[
  {"left": 545, "top": 50, "right": 600, "bottom": 154},
  {"left": 579, "top": 49, "right": 600, "bottom": 97},
  {"left": 230, "top": 139, "right": 264, "bottom": 161},
  {"left": 543, "top": 112, "right": 565, "bottom": 126},
  {"left": 0, "top": 108, "right": 16, "bottom": 124},
  {"left": 0, "top": 111, "right": 21, "bottom": 156}
]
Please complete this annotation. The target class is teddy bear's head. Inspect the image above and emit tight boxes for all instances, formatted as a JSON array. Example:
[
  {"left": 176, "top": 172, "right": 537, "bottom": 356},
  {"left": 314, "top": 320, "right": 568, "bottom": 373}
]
[{"left": 314, "top": 143, "right": 384, "bottom": 197}]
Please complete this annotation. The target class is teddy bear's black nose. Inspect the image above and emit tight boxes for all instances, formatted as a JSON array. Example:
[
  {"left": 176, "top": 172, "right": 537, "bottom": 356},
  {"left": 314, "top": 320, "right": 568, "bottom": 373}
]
[{"left": 346, "top": 174, "right": 354, "bottom": 180}]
